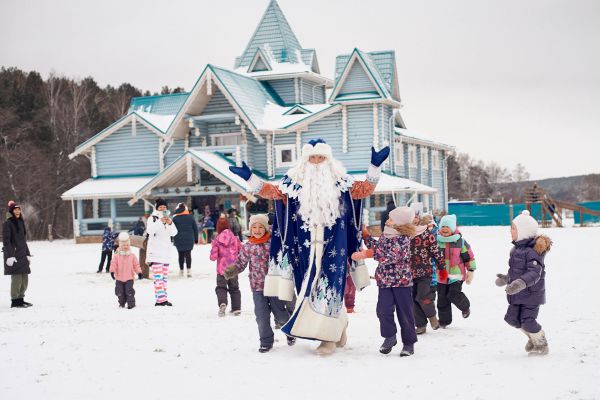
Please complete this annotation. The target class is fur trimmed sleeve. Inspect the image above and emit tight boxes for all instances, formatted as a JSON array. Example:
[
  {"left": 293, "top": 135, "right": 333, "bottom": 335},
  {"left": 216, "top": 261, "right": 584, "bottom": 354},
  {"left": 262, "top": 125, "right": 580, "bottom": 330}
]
[
  {"left": 350, "top": 180, "right": 377, "bottom": 200},
  {"left": 258, "top": 183, "right": 286, "bottom": 201}
]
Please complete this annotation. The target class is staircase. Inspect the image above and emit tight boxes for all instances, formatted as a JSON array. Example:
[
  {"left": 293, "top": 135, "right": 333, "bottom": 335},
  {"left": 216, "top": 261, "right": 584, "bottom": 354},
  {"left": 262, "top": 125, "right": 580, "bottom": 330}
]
[{"left": 525, "top": 184, "right": 600, "bottom": 227}]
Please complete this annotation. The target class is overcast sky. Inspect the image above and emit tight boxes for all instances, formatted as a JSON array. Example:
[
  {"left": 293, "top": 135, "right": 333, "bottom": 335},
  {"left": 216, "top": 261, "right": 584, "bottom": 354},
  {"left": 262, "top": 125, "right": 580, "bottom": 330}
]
[{"left": 1, "top": 0, "right": 599, "bottom": 179}]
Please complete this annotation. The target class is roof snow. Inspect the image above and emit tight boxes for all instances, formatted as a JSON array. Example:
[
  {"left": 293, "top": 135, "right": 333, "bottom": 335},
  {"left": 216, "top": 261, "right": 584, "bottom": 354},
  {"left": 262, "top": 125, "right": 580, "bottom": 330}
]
[{"left": 135, "top": 111, "right": 176, "bottom": 133}]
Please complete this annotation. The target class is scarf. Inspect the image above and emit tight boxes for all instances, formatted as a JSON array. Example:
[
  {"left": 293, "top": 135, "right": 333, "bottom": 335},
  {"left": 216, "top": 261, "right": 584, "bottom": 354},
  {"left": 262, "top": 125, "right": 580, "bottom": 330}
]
[
  {"left": 248, "top": 232, "right": 271, "bottom": 245},
  {"left": 437, "top": 231, "right": 461, "bottom": 243}
]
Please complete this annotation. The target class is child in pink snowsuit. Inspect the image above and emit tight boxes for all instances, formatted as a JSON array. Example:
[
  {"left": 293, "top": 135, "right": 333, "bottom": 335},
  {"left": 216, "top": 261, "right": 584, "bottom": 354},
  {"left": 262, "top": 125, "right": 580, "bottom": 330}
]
[
  {"left": 109, "top": 232, "right": 143, "bottom": 309},
  {"left": 210, "top": 216, "right": 242, "bottom": 316}
]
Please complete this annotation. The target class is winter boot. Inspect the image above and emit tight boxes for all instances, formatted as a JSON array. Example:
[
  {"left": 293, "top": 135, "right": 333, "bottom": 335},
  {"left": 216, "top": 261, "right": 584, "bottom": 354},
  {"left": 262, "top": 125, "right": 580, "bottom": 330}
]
[
  {"left": 11, "top": 299, "right": 27, "bottom": 308},
  {"left": 155, "top": 302, "right": 166, "bottom": 307},
  {"left": 336, "top": 325, "right": 348, "bottom": 348},
  {"left": 164, "top": 301, "right": 173, "bottom": 306},
  {"left": 429, "top": 316, "right": 440, "bottom": 330},
  {"left": 274, "top": 321, "right": 282, "bottom": 330},
  {"left": 258, "top": 345, "right": 273, "bottom": 353},
  {"left": 179, "top": 270, "right": 184, "bottom": 277},
  {"left": 416, "top": 326, "right": 427, "bottom": 335},
  {"left": 287, "top": 336, "right": 296, "bottom": 346},
  {"left": 528, "top": 330, "right": 549, "bottom": 356},
  {"left": 521, "top": 329, "right": 534, "bottom": 352},
  {"left": 400, "top": 344, "right": 415, "bottom": 357},
  {"left": 218, "top": 303, "right": 227, "bottom": 317},
  {"left": 315, "top": 341, "right": 336, "bottom": 356},
  {"left": 462, "top": 309, "right": 471, "bottom": 319},
  {"left": 187, "top": 270, "right": 192, "bottom": 278},
  {"left": 127, "top": 304, "right": 136, "bottom": 309},
  {"left": 96, "top": 269, "right": 102, "bottom": 273},
  {"left": 379, "top": 336, "right": 398, "bottom": 354},
  {"left": 346, "top": 307, "right": 354, "bottom": 313},
  {"left": 233, "top": 310, "right": 241, "bottom": 316},
  {"left": 22, "top": 300, "right": 33, "bottom": 307}
]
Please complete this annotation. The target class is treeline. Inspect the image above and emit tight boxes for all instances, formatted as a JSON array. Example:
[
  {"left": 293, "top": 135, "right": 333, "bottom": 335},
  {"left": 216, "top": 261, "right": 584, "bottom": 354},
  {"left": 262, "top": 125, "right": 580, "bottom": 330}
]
[
  {"left": 447, "top": 153, "right": 599, "bottom": 203},
  {"left": 0, "top": 67, "right": 146, "bottom": 239}
]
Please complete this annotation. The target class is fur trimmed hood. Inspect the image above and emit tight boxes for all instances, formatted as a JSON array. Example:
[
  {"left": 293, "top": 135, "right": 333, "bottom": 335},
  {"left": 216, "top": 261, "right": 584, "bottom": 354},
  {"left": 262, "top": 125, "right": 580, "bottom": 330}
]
[{"left": 534, "top": 235, "right": 553, "bottom": 256}]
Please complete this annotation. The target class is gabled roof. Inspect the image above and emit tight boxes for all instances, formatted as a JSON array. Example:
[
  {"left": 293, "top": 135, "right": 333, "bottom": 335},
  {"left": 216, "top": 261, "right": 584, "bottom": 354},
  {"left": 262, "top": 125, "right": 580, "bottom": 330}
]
[
  {"left": 235, "top": 0, "right": 303, "bottom": 69},
  {"left": 128, "top": 150, "right": 257, "bottom": 205},
  {"left": 247, "top": 48, "right": 273, "bottom": 72},
  {"left": 129, "top": 92, "right": 189, "bottom": 115},
  {"left": 283, "top": 104, "right": 312, "bottom": 115},
  {"left": 300, "top": 49, "right": 320, "bottom": 74},
  {"left": 69, "top": 111, "right": 168, "bottom": 159},
  {"left": 330, "top": 49, "right": 400, "bottom": 103}
]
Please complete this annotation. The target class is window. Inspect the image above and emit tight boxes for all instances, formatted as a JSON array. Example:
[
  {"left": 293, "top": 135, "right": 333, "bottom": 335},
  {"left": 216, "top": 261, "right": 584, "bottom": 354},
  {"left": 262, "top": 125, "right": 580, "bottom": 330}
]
[
  {"left": 421, "top": 147, "right": 429, "bottom": 169},
  {"left": 211, "top": 133, "right": 243, "bottom": 146},
  {"left": 275, "top": 144, "right": 296, "bottom": 168},
  {"left": 408, "top": 145, "right": 417, "bottom": 168},
  {"left": 431, "top": 150, "right": 441, "bottom": 169},
  {"left": 394, "top": 142, "right": 404, "bottom": 174}
]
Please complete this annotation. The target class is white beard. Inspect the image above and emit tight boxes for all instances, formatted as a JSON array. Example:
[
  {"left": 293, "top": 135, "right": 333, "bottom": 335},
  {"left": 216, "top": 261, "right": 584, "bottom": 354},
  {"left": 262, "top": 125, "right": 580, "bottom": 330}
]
[{"left": 294, "top": 160, "right": 344, "bottom": 228}]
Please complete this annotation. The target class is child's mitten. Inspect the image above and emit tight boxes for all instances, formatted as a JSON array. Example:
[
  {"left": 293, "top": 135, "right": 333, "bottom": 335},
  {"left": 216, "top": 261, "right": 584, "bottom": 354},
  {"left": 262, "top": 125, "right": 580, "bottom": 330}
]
[
  {"left": 138, "top": 273, "right": 143, "bottom": 280},
  {"left": 495, "top": 273, "right": 508, "bottom": 287},
  {"left": 465, "top": 270, "right": 475, "bottom": 284},
  {"left": 505, "top": 279, "right": 526, "bottom": 295},
  {"left": 6, "top": 257, "right": 17, "bottom": 266},
  {"left": 110, "top": 272, "right": 115, "bottom": 280},
  {"left": 223, "top": 265, "right": 238, "bottom": 280},
  {"left": 438, "top": 269, "right": 448, "bottom": 282}
]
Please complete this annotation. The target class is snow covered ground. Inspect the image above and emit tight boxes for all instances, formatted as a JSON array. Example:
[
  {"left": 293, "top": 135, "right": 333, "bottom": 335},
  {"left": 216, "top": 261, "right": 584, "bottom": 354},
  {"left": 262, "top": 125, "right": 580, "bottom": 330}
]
[{"left": 1, "top": 226, "right": 598, "bottom": 400}]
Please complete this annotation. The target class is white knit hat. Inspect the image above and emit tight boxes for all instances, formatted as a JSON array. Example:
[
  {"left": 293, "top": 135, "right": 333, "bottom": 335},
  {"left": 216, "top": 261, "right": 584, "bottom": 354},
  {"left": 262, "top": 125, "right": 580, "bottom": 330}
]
[
  {"left": 249, "top": 214, "right": 269, "bottom": 231},
  {"left": 118, "top": 232, "right": 130, "bottom": 244},
  {"left": 389, "top": 206, "right": 415, "bottom": 226},
  {"left": 512, "top": 210, "right": 538, "bottom": 241}
]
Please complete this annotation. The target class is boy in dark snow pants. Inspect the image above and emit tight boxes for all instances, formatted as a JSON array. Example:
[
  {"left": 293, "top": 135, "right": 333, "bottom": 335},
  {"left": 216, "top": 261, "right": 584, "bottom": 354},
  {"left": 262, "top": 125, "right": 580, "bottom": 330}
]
[{"left": 496, "top": 210, "right": 551, "bottom": 355}]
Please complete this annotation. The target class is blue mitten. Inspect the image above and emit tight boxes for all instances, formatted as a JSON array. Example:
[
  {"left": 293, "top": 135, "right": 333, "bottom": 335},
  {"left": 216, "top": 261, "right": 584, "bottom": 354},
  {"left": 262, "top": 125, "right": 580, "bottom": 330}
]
[
  {"left": 371, "top": 146, "right": 390, "bottom": 167},
  {"left": 229, "top": 161, "right": 252, "bottom": 181}
]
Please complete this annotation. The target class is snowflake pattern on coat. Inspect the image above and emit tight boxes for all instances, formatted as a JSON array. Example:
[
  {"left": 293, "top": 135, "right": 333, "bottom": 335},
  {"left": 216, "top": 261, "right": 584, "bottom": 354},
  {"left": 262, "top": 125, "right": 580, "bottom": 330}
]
[
  {"left": 234, "top": 241, "right": 270, "bottom": 291},
  {"left": 364, "top": 234, "right": 413, "bottom": 288},
  {"left": 411, "top": 231, "right": 444, "bottom": 279}
]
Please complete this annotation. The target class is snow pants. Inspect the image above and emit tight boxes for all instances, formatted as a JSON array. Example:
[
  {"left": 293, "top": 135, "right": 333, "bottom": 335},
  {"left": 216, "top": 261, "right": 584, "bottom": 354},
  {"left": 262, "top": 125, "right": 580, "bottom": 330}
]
[
  {"left": 413, "top": 276, "right": 437, "bottom": 328},
  {"left": 504, "top": 304, "right": 542, "bottom": 333},
  {"left": 10, "top": 274, "right": 28, "bottom": 300},
  {"left": 377, "top": 286, "right": 418, "bottom": 346},
  {"left": 98, "top": 250, "right": 112, "bottom": 272},
  {"left": 178, "top": 250, "right": 192, "bottom": 270},
  {"left": 253, "top": 291, "right": 291, "bottom": 347},
  {"left": 437, "top": 281, "right": 470, "bottom": 326},
  {"left": 215, "top": 274, "right": 241, "bottom": 311},
  {"left": 151, "top": 263, "right": 169, "bottom": 304},
  {"left": 115, "top": 279, "right": 135, "bottom": 307}
]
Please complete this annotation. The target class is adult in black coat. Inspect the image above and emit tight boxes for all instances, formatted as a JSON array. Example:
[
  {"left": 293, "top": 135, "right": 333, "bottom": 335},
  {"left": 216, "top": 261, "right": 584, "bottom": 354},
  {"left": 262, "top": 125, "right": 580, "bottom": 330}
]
[
  {"left": 3, "top": 201, "right": 32, "bottom": 308},
  {"left": 172, "top": 203, "right": 198, "bottom": 277},
  {"left": 380, "top": 201, "right": 396, "bottom": 232}
]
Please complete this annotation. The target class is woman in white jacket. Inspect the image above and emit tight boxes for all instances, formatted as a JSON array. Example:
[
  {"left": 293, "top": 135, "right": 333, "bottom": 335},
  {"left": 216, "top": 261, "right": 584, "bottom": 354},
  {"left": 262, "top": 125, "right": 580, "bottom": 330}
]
[{"left": 146, "top": 199, "right": 178, "bottom": 306}]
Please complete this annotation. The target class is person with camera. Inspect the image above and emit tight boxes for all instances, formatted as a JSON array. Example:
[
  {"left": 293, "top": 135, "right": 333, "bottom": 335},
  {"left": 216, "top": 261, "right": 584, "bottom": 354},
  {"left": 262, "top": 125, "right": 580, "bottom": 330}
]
[{"left": 146, "top": 198, "right": 178, "bottom": 306}]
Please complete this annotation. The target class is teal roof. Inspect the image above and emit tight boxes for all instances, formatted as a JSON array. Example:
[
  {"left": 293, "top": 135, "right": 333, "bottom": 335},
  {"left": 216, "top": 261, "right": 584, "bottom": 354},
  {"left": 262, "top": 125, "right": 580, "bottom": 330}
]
[
  {"left": 235, "top": 0, "right": 303, "bottom": 68},
  {"left": 129, "top": 92, "right": 189, "bottom": 115},
  {"left": 333, "top": 49, "right": 398, "bottom": 100},
  {"left": 209, "top": 65, "right": 279, "bottom": 130}
]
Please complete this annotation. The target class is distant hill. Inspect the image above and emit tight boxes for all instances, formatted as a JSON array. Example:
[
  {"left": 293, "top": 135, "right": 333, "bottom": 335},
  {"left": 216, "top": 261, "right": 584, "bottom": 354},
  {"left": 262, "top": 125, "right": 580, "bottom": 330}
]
[{"left": 496, "top": 174, "right": 600, "bottom": 203}]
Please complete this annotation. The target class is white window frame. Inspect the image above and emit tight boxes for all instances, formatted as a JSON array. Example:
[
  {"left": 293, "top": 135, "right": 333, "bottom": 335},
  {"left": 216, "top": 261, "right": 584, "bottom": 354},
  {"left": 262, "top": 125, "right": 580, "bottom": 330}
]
[
  {"left": 431, "top": 149, "right": 441, "bottom": 170},
  {"left": 275, "top": 144, "right": 297, "bottom": 168},
  {"left": 210, "top": 132, "right": 243, "bottom": 146},
  {"left": 421, "top": 147, "right": 429, "bottom": 169},
  {"left": 394, "top": 142, "right": 404, "bottom": 174},
  {"left": 408, "top": 145, "right": 417, "bottom": 168}
]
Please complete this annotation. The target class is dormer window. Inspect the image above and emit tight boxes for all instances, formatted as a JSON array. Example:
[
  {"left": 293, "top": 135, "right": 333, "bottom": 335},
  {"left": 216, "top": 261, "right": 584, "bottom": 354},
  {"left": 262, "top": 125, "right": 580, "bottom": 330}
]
[{"left": 283, "top": 105, "right": 311, "bottom": 115}]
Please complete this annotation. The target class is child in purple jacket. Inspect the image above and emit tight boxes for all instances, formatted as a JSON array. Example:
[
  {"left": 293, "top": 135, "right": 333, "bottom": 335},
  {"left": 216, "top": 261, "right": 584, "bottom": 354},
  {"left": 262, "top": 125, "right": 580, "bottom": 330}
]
[
  {"left": 353, "top": 206, "right": 417, "bottom": 357},
  {"left": 225, "top": 214, "right": 295, "bottom": 353},
  {"left": 496, "top": 210, "right": 552, "bottom": 355}
]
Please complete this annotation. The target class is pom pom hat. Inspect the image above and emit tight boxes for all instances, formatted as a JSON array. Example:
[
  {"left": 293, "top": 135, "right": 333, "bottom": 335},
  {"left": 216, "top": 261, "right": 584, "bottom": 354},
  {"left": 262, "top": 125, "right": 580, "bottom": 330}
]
[{"left": 512, "top": 210, "right": 538, "bottom": 241}]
